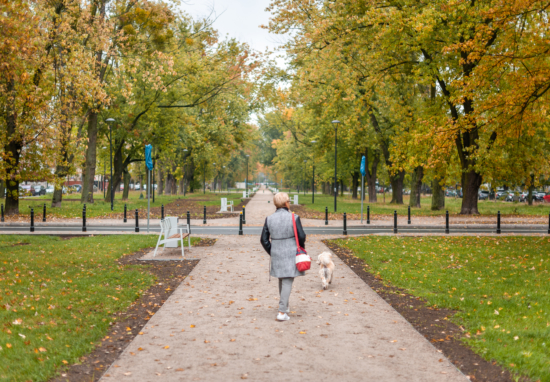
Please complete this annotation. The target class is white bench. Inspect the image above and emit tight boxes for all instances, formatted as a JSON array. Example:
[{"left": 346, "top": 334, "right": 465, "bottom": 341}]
[
  {"left": 220, "top": 198, "right": 234, "bottom": 212},
  {"left": 243, "top": 191, "right": 251, "bottom": 198},
  {"left": 153, "top": 217, "right": 191, "bottom": 258},
  {"left": 291, "top": 195, "right": 298, "bottom": 205}
]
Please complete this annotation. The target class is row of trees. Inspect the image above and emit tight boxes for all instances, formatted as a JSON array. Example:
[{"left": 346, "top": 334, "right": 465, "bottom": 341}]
[
  {"left": 261, "top": 0, "right": 550, "bottom": 214},
  {"left": 0, "top": 0, "right": 261, "bottom": 215}
]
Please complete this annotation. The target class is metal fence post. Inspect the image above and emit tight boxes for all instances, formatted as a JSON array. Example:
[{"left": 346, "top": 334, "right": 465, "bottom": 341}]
[
  {"left": 161, "top": 204, "right": 164, "bottom": 220},
  {"left": 1, "top": 204, "right": 3, "bottom": 222},
  {"left": 124, "top": 204, "right": 127, "bottom": 223},
  {"left": 408, "top": 206, "right": 411, "bottom": 224},
  {"left": 445, "top": 210, "right": 449, "bottom": 234},
  {"left": 203, "top": 206, "right": 207, "bottom": 224},
  {"left": 343, "top": 213, "right": 348, "bottom": 235},
  {"left": 393, "top": 210, "right": 398, "bottom": 234},
  {"left": 242, "top": 206, "right": 246, "bottom": 224},
  {"left": 239, "top": 213, "right": 243, "bottom": 235},
  {"left": 43, "top": 203, "right": 46, "bottom": 222},
  {"left": 325, "top": 207, "right": 328, "bottom": 226},
  {"left": 548, "top": 213, "right": 550, "bottom": 235},
  {"left": 82, "top": 204, "right": 87, "bottom": 232},
  {"left": 135, "top": 209, "right": 139, "bottom": 232},
  {"left": 187, "top": 211, "right": 191, "bottom": 234},
  {"left": 30, "top": 207, "right": 34, "bottom": 232},
  {"left": 367, "top": 205, "right": 370, "bottom": 224},
  {"left": 496, "top": 211, "right": 501, "bottom": 234}
]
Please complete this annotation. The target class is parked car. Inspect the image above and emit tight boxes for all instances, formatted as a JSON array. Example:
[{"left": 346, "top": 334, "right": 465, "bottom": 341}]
[
  {"left": 74, "top": 184, "right": 82, "bottom": 192},
  {"left": 479, "top": 190, "right": 490, "bottom": 200},
  {"left": 543, "top": 193, "right": 550, "bottom": 203},
  {"left": 402, "top": 189, "right": 411, "bottom": 195},
  {"left": 33, "top": 185, "right": 46, "bottom": 196},
  {"left": 46, "top": 186, "right": 55, "bottom": 194},
  {"left": 533, "top": 192, "right": 546, "bottom": 202},
  {"left": 135, "top": 184, "right": 140, "bottom": 190},
  {"left": 445, "top": 189, "right": 457, "bottom": 197}
]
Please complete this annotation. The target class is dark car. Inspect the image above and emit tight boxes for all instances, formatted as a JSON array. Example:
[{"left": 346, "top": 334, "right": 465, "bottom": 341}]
[
  {"left": 534, "top": 192, "right": 546, "bottom": 202},
  {"left": 445, "top": 189, "right": 457, "bottom": 197},
  {"left": 33, "top": 185, "right": 46, "bottom": 196},
  {"left": 479, "top": 190, "right": 489, "bottom": 200}
]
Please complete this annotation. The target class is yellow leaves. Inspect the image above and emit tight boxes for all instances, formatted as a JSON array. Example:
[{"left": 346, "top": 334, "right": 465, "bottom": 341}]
[
  {"left": 138, "top": 347, "right": 144, "bottom": 351},
  {"left": 38, "top": 347, "right": 46, "bottom": 352},
  {"left": 6, "top": 344, "right": 12, "bottom": 349},
  {"left": 163, "top": 345, "right": 170, "bottom": 349},
  {"left": 299, "top": 331, "right": 306, "bottom": 334},
  {"left": 190, "top": 325, "right": 195, "bottom": 328},
  {"left": 62, "top": 360, "right": 68, "bottom": 365}
]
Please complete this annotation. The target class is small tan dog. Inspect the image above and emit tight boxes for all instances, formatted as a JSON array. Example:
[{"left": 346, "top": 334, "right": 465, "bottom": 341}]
[{"left": 317, "top": 252, "right": 335, "bottom": 289}]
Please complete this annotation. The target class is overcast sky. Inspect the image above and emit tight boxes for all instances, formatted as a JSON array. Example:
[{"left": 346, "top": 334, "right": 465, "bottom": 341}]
[{"left": 180, "top": 0, "right": 286, "bottom": 54}]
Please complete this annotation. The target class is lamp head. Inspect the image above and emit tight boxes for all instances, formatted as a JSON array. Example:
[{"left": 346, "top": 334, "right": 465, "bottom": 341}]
[
  {"left": 106, "top": 118, "right": 115, "bottom": 123},
  {"left": 331, "top": 120, "right": 340, "bottom": 125},
  {"left": 311, "top": 140, "right": 317, "bottom": 143}
]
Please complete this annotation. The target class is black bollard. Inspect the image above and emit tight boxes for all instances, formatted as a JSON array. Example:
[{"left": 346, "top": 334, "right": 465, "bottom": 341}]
[
  {"left": 408, "top": 206, "right": 411, "bottom": 225},
  {"left": 343, "top": 213, "right": 348, "bottom": 235},
  {"left": 325, "top": 207, "right": 328, "bottom": 226},
  {"left": 43, "top": 203, "right": 46, "bottom": 222},
  {"left": 135, "top": 209, "right": 139, "bottom": 232},
  {"left": 393, "top": 210, "right": 398, "bottom": 234},
  {"left": 1, "top": 204, "right": 3, "bottom": 222},
  {"left": 445, "top": 210, "right": 449, "bottom": 234},
  {"left": 496, "top": 211, "right": 501, "bottom": 234},
  {"left": 124, "top": 204, "right": 127, "bottom": 223},
  {"left": 30, "top": 207, "right": 35, "bottom": 232},
  {"left": 238, "top": 213, "right": 243, "bottom": 235},
  {"left": 548, "top": 213, "right": 550, "bottom": 235},
  {"left": 82, "top": 204, "right": 87, "bottom": 232},
  {"left": 187, "top": 211, "right": 191, "bottom": 234},
  {"left": 203, "top": 205, "right": 207, "bottom": 224},
  {"left": 242, "top": 206, "right": 246, "bottom": 225},
  {"left": 367, "top": 205, "right": 370, "bottom": 224},
  {"left": 161, "top": 204, "right": 165, "bottom": 220}
]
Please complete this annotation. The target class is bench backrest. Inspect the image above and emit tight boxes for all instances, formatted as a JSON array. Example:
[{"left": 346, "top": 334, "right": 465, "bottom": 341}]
[
  {"left": 221, "top": 198, "right": 228, "bottom": 211},
  {"left": 293, "top": 195, "right": 298, "bottom": 204}
]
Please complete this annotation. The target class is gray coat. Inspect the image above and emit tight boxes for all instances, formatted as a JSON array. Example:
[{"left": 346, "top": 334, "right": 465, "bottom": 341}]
[{"left": 260, "top": 208, "right": 307, "bottom": 278}]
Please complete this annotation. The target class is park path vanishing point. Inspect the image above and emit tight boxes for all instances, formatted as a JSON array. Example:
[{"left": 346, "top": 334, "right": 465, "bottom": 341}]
[{"left": 100, "top": 188, "right": 468, "bottom": 382}]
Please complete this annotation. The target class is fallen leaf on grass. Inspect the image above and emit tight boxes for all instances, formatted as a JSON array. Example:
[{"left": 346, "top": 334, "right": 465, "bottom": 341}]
[
  {"left": 62, "top": 360, "right": 68, "bottom": 364},
  {"left": 38, "top": 347, "right": 46, "bottom": 352}
]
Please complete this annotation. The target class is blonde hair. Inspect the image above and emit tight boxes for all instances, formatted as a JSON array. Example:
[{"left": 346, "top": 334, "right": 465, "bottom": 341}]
[{"left": 273, "top": 192, "right": 290, "bottom": 208}]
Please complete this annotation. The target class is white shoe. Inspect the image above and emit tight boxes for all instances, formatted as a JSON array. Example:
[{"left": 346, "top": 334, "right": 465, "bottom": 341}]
[{"left": 276, "top": 312, "right": 290, "bottom": 321}]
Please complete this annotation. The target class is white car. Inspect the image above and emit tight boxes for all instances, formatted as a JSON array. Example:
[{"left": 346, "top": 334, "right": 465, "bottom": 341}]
[
  {"left": 46, "top": 186, "right": 55, "bottom": 194},
  {"left": 134, "top": 184, "right": 140, "bottom": 190}
]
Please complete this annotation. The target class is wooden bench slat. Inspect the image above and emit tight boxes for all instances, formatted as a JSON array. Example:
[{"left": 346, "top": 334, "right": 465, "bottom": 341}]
[{"left": 167, "top": 233, "right": 189, "bottom": 239}]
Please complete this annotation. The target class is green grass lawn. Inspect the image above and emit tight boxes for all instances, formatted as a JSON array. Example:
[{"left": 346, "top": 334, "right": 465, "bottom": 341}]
[
  {"left": 334, "top": 236, "right": 550, "bottom": 381},
  {"left": 15, "top": 191, "right": 245, "bottom": 218},
  {"left": 294, "top": 193, "right": 550, "bottom": 216},
  {"left": 0, "top": 234, "right": 200, "bottom": 381}
]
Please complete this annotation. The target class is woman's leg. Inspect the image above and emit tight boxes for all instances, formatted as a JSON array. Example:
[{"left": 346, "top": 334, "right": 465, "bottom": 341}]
[{"left": 278, "top": 277, "right": 294, "bottom": 313}]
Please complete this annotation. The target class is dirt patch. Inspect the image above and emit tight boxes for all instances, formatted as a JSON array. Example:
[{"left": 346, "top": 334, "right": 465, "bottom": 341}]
[
  {"left": 48, "top": 238, "right": 215, "bottom": 382},
  {"left": 324, "top": 240, "right": 528, "bottom": 382}
]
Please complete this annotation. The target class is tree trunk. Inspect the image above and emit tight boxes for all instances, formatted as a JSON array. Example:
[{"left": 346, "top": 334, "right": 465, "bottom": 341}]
[
  {"left": 104, "top": 142, "right": 124, "bottom": 203},
  {"left": 51, "top": 163, "right": 70, "bottom": 207},
  {"left": 460, "top": 170, "right": 482, "bottom": 214},
  {"left": 339, "top": 179, "right": 344, "bottom": 197},
  {"left": 431, "top": 176, "right": 445, "bottom": 211},
  {"left": 122, "top": 170, "right": 130, "bottom": 200},
  {"left": 158, "top": 167, "right": 164, "bottom": 195},
  {"left": 364, "top": 148, "right": 380, "bottom": 203},
  {"left": 351, "top": 171, "right": 359, "bottom": 199},
  {"left": 409, "top": 166, "right": 424, "bottom": 208},
  {"left": 178, "top": 177, "right": 184, "bottom": 195},
  {"left": 527, "top": 174, "right": 534, "bottom": 206},
  {"left": 390, "top": 170, "right": 405, "bottom": 204},
  {"left": 81, "top": 111, "right": 98, "bottom": 203},
  {"left": 0, "top": 180, "right": 4, "bottom": 199}
]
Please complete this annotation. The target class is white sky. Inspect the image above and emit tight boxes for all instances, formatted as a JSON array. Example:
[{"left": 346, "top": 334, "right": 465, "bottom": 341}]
[{"left": 180, "top": 0, "right": 287, "bottom": 54}]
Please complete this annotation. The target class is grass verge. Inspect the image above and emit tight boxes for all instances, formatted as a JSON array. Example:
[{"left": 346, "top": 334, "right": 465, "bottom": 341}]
[
  {"left": 0, "top": 234, "right": 201, "bottom": 381},
  {"left": 332, "top": 236, "right": 550, "bottom": 381},
  {"left": 294, "top": 193, "right": 550, "bottom": 217}
]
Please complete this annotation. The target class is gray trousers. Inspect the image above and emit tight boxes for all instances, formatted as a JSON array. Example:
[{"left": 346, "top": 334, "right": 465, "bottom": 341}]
[{"left": 278, "top": 277, "right": 294, "bottom": 313}]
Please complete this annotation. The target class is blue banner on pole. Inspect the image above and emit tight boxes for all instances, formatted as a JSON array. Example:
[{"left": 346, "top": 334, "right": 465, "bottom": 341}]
[
  {"left": 145, "top": 145, "right": 154, "bottom": 171},
  {"left": 360, "top": 155, "right": 366, "bottom": 177}
]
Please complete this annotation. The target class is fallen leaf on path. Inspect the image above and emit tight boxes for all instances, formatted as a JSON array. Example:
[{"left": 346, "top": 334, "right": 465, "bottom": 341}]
[
  {"left": 164, "top": 345, "right": 170, "bottom": 349},
  {"left": 299, "top": 331, "right": 306, "bottom": 334},
  {"left": 138, "top": 347, "right": 144, "bottom": 351},
  {"left": 176, "top": 368, "right": 184, "bottom": 371}
]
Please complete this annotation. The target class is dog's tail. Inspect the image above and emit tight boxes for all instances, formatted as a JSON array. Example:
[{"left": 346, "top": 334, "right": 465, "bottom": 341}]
[
  {"left": 318, "top": 252, "right": 332, "bottom": 266},
  {"left": 323, "top": 268, "right": 330, "bottom": 280}
]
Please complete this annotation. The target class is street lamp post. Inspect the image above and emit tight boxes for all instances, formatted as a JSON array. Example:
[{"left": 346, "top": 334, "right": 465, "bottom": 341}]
[
  {"left": 222, "top": 166, "right": 226, "bottom": 192},
  {"left": 332, "top": 120, "right": 340, "bottom": 212},
  {"left": 303, "top": 160, "right": 306, "bottom": 196},
  {"left": 102, "top": 146, "right": 107, "bottom": 199},
  {"left": 106, "top": 119, "right": 115, "bottom": 210},
  {"left": 203, "top": 160, "right": 206, "bottom": 194},
  {"left": 213, "top": 163, "right": 217, "bottom": 192}
]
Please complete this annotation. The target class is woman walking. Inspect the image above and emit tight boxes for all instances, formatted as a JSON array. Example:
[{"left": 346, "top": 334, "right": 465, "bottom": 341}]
[{"left": 261, "top": 192, "right": 306, "bottom": 321}]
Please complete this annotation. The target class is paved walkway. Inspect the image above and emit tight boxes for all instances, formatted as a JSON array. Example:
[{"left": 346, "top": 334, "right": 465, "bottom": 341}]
[{"left": 100, "top": 188, "right": 467, "bottom": 381}]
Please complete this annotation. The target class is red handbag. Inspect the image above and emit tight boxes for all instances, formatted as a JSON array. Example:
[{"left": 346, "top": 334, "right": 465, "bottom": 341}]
[{"left": 292, "top": 213, "right": 311, "bottom": 272}]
